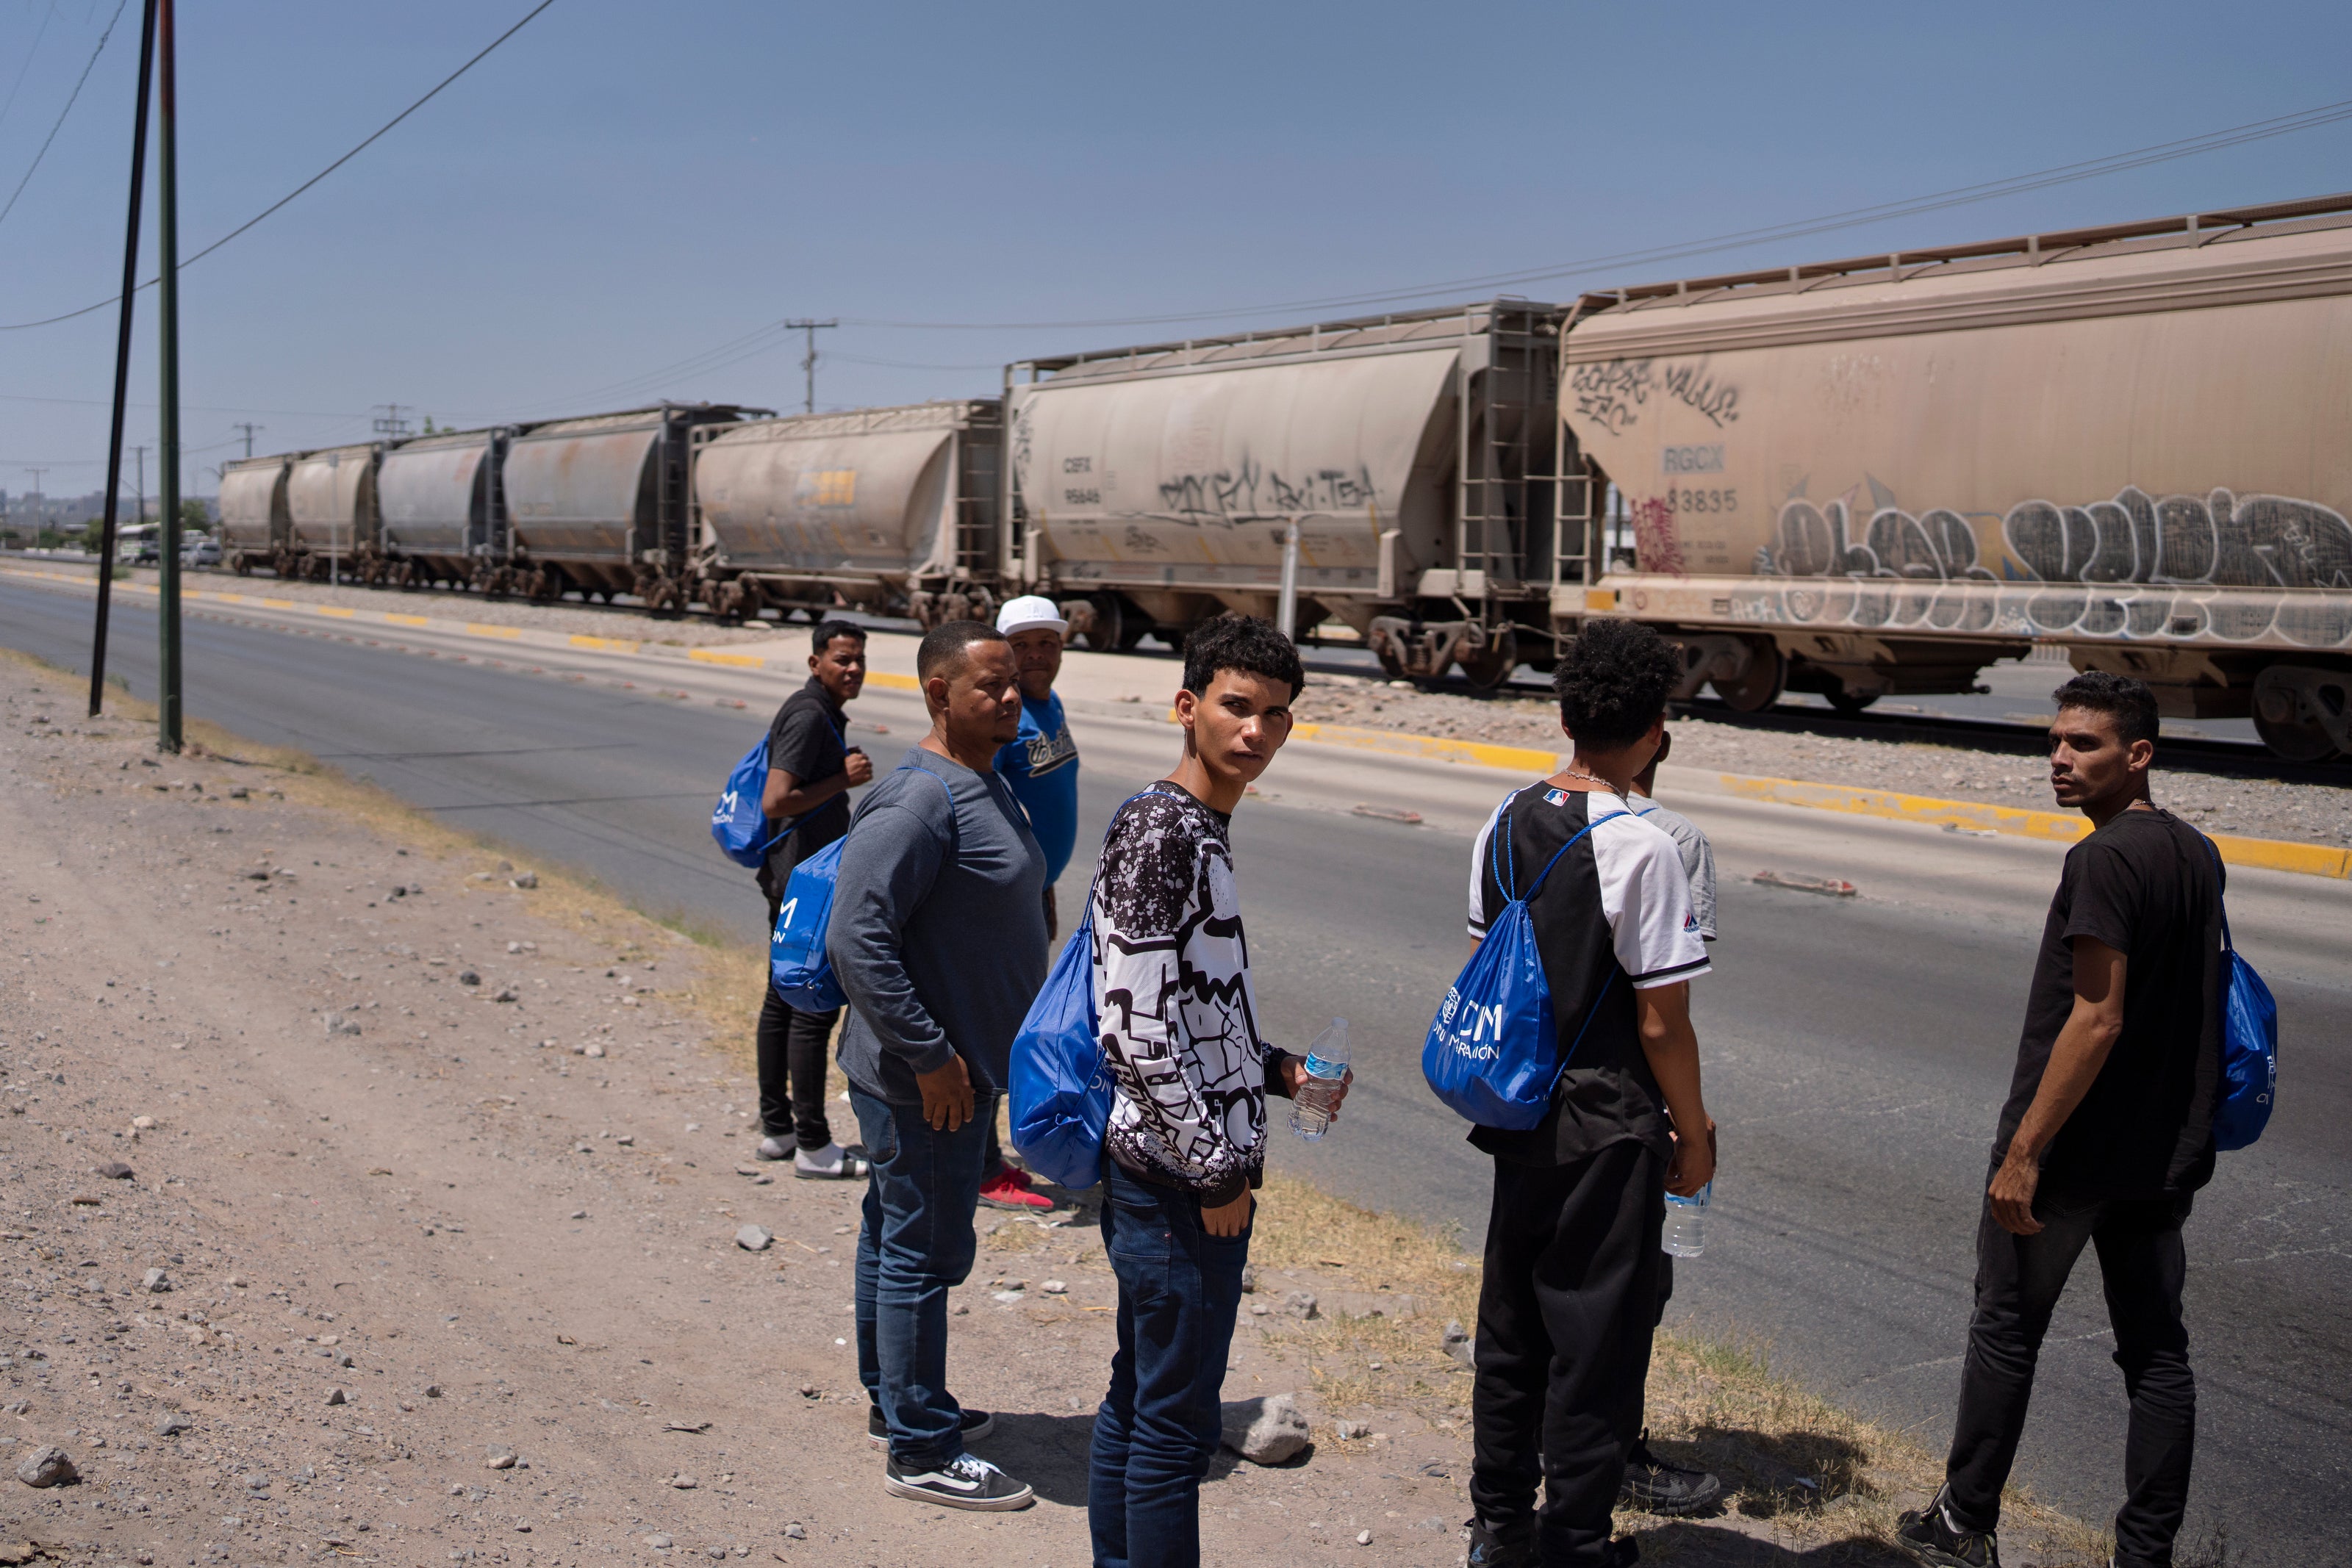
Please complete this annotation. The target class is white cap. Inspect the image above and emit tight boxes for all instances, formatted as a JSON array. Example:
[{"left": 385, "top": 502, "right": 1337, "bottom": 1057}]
[{"left": 994, "top": 594, "right": 1068, "bottom": 638}]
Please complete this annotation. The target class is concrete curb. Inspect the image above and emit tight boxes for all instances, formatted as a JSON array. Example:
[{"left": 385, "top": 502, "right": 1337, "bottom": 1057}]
[{"left": 9, "top": 564, "right": 2342, "bottom": 879}]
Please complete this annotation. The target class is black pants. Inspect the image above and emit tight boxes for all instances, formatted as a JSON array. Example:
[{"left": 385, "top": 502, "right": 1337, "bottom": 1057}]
[
  {"left": 1471, "top": 1140, "right": 1666, "bottom": 1567},
  {"left": 1944, "top": 1182, "right": 2195, "bottom": 1567},
  {"left": 759, "top": 888, "right": 836, "bottom": 1150}
]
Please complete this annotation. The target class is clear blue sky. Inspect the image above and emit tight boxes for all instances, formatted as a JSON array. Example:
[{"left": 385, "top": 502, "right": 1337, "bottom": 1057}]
[{"left": 2, "top": 0, "right": 2348, "bottom": 497}]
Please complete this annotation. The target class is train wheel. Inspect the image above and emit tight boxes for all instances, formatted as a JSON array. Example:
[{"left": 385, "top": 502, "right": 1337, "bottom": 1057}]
[
  {"left": 1712, "top": 644, "right": 1786, "bottom": 713},
  {"left": 2253, "top": 667, "right": 2347, "bottom": 762},
  {"left": 1826, "top": 688, "right": 1879, "bottom": 716},
  {"left": 1456, "top": 628, "right": 1519, "bottom": 692}
]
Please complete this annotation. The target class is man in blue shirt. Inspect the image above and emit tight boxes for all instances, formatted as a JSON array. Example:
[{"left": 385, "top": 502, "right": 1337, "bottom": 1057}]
[{"left": 981, "top": 594, "right": 1082, "bottom": 1212}]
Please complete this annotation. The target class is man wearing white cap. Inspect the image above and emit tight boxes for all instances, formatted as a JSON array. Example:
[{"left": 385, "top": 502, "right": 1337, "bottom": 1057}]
[{"left": 981, "top": 594, "right": 1083, "bottom": 1212}]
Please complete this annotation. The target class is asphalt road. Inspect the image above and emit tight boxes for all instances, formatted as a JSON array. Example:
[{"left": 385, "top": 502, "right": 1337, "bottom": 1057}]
[{"left": 5, "top": 573, "right": 2348, "bottom": 1563}]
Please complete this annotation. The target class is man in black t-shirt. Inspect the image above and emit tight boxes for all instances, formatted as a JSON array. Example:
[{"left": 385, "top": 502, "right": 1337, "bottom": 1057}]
[
  {"left": 1463, "top": 622, "right": 1714, "bottom": 1568},
  {"left": 753, "top": 619, "right": 875, "bottom": 1179},
  {"left": 1899, "top": 672, "right": 2223, "bottom": 1568}
]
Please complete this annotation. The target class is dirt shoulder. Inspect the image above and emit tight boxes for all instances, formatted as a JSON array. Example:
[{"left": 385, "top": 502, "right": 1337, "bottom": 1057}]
[{"left": 0, "top": 652, "right": 2110, "bottom": 1567}]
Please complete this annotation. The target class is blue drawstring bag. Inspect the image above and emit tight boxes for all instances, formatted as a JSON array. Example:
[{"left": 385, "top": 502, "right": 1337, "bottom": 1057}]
[
  {"left": 1008, "top": 903, "right": 1111, "bottom": 1190},
  {"left": 1422, "top": 796, "right": 1625, "bottom": 1130},
  {"left": 769, "top": 835, "right": 848, "bottom": 1012},
  {"left": 2206, "top": 840, "right": 2278, "bottom": 1151},
  {"left": 711, "top": 738, "right": 789, "bottom": 869},
  {"left": 1009, "top": 792, "right": 1154, "bottom": 1190},
  {"left": 770, "top": 761, "right": 956, "bottom": 1015}
]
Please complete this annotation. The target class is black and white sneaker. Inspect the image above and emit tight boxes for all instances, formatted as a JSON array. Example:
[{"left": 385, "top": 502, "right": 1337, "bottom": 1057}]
[
  {"left": 1618, "top": 1433, "right": 1722, "bottom": 1516},
  {"left": 1895, "top": 1487, "right": 2000, "bottom": 1568},
  {"left": 881, "top": 1452, "right": 1033, "bottom": 1511},
  {"left": 868, "top": 1403, "right": 994, "bottom": 1448}
]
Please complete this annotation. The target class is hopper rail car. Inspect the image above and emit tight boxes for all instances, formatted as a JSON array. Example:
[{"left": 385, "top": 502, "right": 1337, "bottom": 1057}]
[{"left": 207, "top": 191, "right": 2352, "bottom": 762}]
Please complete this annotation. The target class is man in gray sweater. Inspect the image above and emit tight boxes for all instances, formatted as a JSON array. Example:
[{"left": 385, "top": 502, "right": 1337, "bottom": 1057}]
[{"left": 828, "top": 618, "right": 1047, "bottom": 1511}]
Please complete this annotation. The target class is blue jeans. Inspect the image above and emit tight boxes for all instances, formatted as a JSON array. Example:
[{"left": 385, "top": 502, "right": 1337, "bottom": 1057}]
[
  {"left": 850, "top": 1085, "right": 992, "bottom": 1471},
  {"left": 1087, "top": 1164, "right": 1252, "bottom": 1568}
]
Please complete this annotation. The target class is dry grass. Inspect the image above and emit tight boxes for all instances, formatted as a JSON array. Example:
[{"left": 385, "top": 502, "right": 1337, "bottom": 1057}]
[
  {"left": 13, "top": 646, "right": 2134, "bottom": 1564},
  {"left": 1244, "top": 1172, "right": 2126, "bottom": 1565}
]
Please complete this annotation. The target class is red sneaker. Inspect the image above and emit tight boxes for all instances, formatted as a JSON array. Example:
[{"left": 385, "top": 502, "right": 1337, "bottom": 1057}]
[{"left": 978, "top": 1165, "right": 1055, "bottom": 1212}]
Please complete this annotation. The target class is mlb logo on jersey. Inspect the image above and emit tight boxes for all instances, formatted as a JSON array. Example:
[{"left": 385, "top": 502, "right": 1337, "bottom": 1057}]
[{"left": 1542, "top": 787, "right": 1570, "bottom": 807}]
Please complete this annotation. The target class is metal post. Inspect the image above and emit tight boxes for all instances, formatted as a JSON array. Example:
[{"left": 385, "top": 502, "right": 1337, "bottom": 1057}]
[
  {"left": 1276, "top": 518, "right": 1301, "bottom": 639},
  {"left": 153, "top": 0, "right": 181, "bottom": 752},
  {"left": 89, "top": 0, "right": 159, "bottom": 719}
]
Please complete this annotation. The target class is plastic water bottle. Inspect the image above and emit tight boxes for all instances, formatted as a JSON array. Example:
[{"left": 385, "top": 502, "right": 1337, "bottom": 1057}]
[
  {"left": 1663, "top": 1182, "right": 1710, "bottom": 1258},
  {"left": 1288, "top": 1018, "right": 1350, "bottom": 1140}
]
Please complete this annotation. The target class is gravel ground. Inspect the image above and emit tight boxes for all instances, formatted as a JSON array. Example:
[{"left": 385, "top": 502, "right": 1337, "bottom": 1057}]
[{"left": 1294, "top": 672, "right": 2352, "bottom": 849}]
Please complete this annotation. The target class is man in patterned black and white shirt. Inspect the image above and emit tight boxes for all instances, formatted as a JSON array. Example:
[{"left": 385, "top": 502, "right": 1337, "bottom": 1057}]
[{"left": 1084, "top": 615, "right": 1349, "bottom": 1568}]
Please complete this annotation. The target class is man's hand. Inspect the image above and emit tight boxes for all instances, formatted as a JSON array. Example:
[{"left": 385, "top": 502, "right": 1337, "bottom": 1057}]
[
  {"left": 1988, "top": 1149, "right": 2043, "bottom": 1236},
  {"left": 843, "top": 747, "right": 875, "bottom": 787},
  {"left": 1279, "top": 1056, "right": 1352, "bottom": 1123},
  {"left": 915, "top": 1055, "right": 974, "bottom": 1132},
  {"left": 1202, "top": 1187, "right": 1253, "bottom": 1238},
  {"left": 1666, "top": 1115, "right": 1715, "bottom": 1198}
]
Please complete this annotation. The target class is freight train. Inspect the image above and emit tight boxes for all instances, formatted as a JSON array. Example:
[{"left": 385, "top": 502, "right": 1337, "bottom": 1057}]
[{"left": 214, "top": 191, "right": 2352, "bottom": 760}]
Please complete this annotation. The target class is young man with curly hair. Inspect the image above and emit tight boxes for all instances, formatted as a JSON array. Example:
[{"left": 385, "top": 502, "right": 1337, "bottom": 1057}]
[
  {"left": 1085, "top": 615, "right": 1350, "bottom": 1568},
  {"left": 1464, "top": 618, "right": 1715, "bottom": 1568}
]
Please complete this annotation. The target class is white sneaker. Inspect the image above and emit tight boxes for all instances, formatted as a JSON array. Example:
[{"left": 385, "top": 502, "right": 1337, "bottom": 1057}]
[
  {"left": 794, "top": 1142, "right": 871, "bottom": 1181},
  {"left": 755, "top": 1135, "right": 795, "bottom": 1162}
]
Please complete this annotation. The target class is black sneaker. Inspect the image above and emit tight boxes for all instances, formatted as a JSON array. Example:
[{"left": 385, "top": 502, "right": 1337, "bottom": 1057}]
[
  {"left": 1618, "top": 1433, "right": 1723, "bottom": 1516},
  {"left": 1895, "top": 1488, "right": 2000, "bottom": 1568},
  {"left": 1465, "top": 1516, "right": 1533, "bottom": 1568},
  {"left": 881, "top": 1451, "right": 1032, "bottom": 1511},
  {"left": 868, "top": 1403, "right": 994, "bottom": 1448},
  {"left": 1463, "top": 1521, "right": 1632, "bottom": 1568}
]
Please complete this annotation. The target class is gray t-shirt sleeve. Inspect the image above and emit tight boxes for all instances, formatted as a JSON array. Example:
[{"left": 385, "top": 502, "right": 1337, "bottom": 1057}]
[
  {"left": 826, "top": 791, "right": 956, "bottom": 1078},
  {"left": 1636, "top": 799, "right": 1718, "bottom": 942}
]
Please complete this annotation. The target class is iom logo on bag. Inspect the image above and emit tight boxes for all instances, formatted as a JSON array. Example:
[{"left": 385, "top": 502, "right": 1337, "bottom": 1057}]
[
  {"left": 715, "top": 788, "right": 741, "bottom": 822},
  {"left": 1442, "top": 988, "right": 1508, "bottom": 1061},
  {"left": 772, "top": 896, "right": 800, "bottom": 941}
]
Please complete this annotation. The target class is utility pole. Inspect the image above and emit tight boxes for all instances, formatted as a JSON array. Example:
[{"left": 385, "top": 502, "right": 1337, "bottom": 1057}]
[
  {"left": 24, "top": 469, "right": 47, "bottom": 535},
  {"left": 232, "top": 421, "right": 262, "bottom": 458},
  {"left": 86, "top": 0, "right": 157, "bottom": 719},
  {"left": 371, "top": 404, "right": 412, "bottom": 440},
  {"left": 154, "top": 0, "right": 182, "bottom": 752},
  {"left": 784, "top": 319, "right": 836, "bottom": 414}
]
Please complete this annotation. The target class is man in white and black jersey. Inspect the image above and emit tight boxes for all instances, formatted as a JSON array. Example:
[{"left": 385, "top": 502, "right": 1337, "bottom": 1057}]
[
  {"left": 1464, "top": 619, "right": 1716, "bottom": 1568},
  {"left": 1083, "top": 615, "right": 1347, "bottom": 1568}
]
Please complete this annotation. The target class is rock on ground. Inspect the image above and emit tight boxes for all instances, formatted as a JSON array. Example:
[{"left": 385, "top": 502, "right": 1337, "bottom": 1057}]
[{"left": 1220, "top": 1394, "right": 1312, "bottom": 1465}]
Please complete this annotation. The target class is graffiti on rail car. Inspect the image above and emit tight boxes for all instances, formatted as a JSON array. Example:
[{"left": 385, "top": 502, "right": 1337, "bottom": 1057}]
[
  {"left": 1150, "top": 457, "right": 1380, "bottom": 522},
  {"left": 1569, "top": 357, "right": 1741, "bottom": 435},
  {"left": 1735, "top": 485, "right": 2352, "bottom": 648}
]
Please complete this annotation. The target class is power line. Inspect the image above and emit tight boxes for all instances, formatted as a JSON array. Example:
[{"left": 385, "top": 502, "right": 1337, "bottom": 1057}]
[
  {"left": 0, "top": 0, "right": 131, "bottom": 234},
  {"left": 0, "top": 0, "right": 60, "bottom": 136},
  {"left": 0, "top": 0, "right": 558, "bottom": 331},
  {"left": 834, "top": 95, "right": 2352, "bottom": 332}
]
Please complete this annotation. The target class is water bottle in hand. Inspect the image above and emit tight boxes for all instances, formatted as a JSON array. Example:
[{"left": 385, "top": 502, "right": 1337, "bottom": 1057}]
[
  {"left": 1663, "top": 1182, "right": 1710, "bottom": 1258},
  {"left": 1288, "top": 1018, "right": 1350, "bottom": 1140}
]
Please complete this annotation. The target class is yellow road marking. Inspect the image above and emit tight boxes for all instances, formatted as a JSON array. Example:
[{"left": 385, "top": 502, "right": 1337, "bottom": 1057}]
[
  {"left": 568, "top": 634, "right": 640, "bottom": 653},
  {"left": 315, "top": 606, "right": 356, "bottom": 619},
  {"left": 384, "top": 614, "right": 429, "bottom": 627},
  {"left": 866, "top": 672, "right": 918, "bottom": 691},
  {"left": 465, "top": 624, "right": 523, "bottom": 641},
  {"left": 1287, "top": 722, "right": 1560, "bottom": 774},
  {"left": 1716, "top": 774, "right": 2350, "bottom": 880},
  {"left": 686, "top": 649, "right": 764, "bottom": 668}
]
